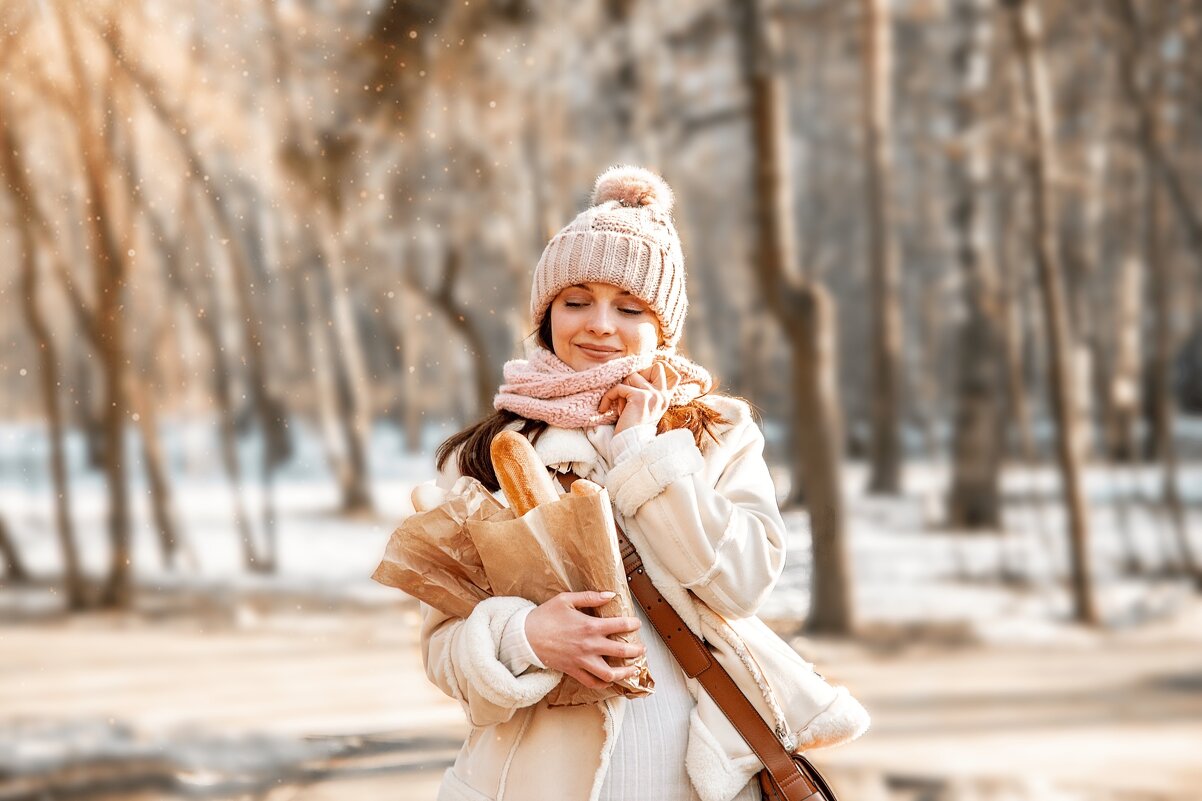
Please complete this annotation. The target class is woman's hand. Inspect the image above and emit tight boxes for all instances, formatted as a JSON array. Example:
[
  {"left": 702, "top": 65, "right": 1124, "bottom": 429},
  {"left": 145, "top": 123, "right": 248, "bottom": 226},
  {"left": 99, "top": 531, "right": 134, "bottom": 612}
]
[
  {"left": 598, "top": 359, "right": 681, "bottom": 435},
  {"left": 524, "top": 591, "right": 645, "bottom": 689}
]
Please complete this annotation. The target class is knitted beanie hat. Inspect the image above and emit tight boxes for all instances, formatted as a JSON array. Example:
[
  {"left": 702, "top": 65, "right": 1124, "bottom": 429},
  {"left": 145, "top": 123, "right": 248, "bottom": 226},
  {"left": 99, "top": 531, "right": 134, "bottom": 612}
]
[{"left": 529, "top": 165, "right": 688, "bottom": 348}]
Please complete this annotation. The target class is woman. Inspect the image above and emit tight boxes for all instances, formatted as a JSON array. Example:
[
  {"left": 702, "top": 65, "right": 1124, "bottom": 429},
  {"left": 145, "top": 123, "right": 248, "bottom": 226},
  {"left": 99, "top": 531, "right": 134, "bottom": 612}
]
[{"left": 421, "top": 166, "right": 868, "bottom": 801}]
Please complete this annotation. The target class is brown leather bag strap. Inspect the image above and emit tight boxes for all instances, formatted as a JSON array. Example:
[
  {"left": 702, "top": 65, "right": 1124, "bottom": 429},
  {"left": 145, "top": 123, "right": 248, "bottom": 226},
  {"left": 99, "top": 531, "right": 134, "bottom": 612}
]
[{"left": 555, "top": 472, "right": 822, "bottom": 801}]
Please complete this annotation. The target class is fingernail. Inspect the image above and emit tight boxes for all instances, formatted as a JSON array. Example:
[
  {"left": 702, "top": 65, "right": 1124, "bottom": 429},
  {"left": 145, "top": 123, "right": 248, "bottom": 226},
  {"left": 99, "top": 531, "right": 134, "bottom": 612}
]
[{"left": 600, "top": 591, "right": 616, "bottom": 599}]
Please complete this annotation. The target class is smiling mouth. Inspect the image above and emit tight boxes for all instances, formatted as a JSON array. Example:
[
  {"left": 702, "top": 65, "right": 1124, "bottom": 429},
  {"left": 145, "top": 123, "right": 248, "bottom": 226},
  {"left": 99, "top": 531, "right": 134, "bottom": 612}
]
[{"left": 577, "top": 344, "right": 621, "bottom": 356}]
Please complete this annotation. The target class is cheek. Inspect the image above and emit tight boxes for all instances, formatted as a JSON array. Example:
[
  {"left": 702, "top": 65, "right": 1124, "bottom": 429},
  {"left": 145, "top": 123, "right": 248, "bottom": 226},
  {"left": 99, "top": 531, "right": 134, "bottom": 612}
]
[
  {"left": 629, "top": 320, "right": 659, "bottom": 352},
  {"left": 549, "top": 305, "right": 588, "bottom": 354}
]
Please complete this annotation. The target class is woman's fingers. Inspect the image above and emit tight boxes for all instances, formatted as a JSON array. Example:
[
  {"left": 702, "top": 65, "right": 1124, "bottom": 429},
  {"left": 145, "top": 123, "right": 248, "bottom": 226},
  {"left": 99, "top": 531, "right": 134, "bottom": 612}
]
[
  {"left": 530, "top": 593, "right": 645, "bottom": 687},
  {"left": 623, "top": 372, "right": 656, "bottom": 390},
  {"left": 592, "top": 636, "right": 647, "bottom": 660},
  {"left": 592, "top": 614, "right": 641, "bottom": 636},
  {"left": 566, "top": 667, "right": 608, "bottom": 689},
  {"left": 560, "top": 590, "right": 618, "bottom": 609},
  {"left": 580, "top": 655, "right": 640, "bottom": 684},
  {"left": 661, "top": 361, "right": 681, "bottom": 389},
  {"left": 599, "top": 385, "right": 629, "bottom": 416}
]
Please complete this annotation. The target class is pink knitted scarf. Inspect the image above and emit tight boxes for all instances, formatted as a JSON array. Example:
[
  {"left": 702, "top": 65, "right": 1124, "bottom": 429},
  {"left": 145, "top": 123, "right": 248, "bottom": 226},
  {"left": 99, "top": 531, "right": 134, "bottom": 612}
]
[{"left": 493, "top": 346, "right": 714, "bottom": 428}]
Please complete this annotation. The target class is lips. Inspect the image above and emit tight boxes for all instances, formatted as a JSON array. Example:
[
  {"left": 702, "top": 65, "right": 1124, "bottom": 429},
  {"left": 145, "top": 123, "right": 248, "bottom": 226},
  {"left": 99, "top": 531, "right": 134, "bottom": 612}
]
[{"left": 577, "top": 344, "right": 622, "bottom": 356}]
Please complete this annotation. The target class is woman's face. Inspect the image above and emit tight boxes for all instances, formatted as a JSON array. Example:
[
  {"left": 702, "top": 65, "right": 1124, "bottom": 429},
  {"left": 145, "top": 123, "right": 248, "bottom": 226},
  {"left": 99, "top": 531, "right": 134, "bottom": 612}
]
[{"left": 549, "top": 282, "right": 661, "bottom": 371}]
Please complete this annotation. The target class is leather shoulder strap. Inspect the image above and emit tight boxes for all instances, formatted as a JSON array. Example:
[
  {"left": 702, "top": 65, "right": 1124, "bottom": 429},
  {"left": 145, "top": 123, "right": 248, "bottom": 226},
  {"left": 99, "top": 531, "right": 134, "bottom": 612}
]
[{"left": 554, "top": 472, "right": 821, "bottom": 801}]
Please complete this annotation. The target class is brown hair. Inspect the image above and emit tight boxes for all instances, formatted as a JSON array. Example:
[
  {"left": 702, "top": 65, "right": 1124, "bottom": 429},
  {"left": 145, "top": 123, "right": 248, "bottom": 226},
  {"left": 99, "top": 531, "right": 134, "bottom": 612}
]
[{"left": 435, "top": 312, "right": 731, "bottom": 493}]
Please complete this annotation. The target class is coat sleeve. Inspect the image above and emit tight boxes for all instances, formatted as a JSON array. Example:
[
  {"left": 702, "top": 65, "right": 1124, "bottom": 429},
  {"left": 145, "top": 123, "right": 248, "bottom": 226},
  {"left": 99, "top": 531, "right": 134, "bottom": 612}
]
[
  {"left": 604, "top": 398, "right": 788, "bottom": 620},
  {"left": 418, "top": 445, "right": 562, "bottom": 727},
  {"left": 420, "top": 598, "right": 562, "bottom": 727}
]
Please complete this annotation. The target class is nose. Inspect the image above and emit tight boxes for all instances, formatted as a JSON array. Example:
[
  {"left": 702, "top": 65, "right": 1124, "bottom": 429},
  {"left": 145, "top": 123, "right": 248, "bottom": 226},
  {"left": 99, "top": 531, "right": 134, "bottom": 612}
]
[{"left": 586, "top": 303, "right": 617, "bottom": 336}]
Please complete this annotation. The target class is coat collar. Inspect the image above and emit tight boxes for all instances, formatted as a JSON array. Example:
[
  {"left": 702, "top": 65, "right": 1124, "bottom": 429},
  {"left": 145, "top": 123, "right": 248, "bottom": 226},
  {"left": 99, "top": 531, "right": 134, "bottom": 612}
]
[{"left": 531, "top": 425, "right": 616, "bottom": 483}]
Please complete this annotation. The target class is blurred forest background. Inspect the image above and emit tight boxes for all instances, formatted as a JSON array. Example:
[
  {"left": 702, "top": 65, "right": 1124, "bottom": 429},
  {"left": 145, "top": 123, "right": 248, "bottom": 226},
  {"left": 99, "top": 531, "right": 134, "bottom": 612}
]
[{"left": 3, "top": 0, "right": 1202, "bottom": 799}]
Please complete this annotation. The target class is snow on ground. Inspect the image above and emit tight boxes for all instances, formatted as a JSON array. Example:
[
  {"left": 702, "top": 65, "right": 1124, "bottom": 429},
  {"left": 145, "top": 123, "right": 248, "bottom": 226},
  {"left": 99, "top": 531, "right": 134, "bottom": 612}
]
[{"left": 4, "top": 416, "right": 1197, "bottom": 636}]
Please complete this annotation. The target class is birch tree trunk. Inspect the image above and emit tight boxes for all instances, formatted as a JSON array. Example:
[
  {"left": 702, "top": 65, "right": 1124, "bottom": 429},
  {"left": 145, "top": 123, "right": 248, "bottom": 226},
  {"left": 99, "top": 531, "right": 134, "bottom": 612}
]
[
  {"left": 862, "top": 0, "right": 904, "bottom": 495},
  {"left": 946, "top": 0, "right": 1004, "bottom": 529},
  {"left": 1006, "top": 0, "right": 1099, "bottom": 624},
  {"left": 733, "top": 0, "right": 854, "bottom": 634}
]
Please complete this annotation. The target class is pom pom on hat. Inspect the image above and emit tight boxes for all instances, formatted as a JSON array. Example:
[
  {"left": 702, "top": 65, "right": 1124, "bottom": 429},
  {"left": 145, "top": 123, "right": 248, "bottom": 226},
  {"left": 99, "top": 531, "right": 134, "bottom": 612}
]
[{"left": 592, "top": 164, "right": 674, "bottom": 212}]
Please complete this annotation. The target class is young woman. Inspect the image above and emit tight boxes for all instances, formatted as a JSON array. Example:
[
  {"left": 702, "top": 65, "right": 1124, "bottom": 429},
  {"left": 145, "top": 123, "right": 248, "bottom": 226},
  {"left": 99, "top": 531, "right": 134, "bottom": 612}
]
[{"left": 421, "top": 166, "right": 868, "bottom": 801}]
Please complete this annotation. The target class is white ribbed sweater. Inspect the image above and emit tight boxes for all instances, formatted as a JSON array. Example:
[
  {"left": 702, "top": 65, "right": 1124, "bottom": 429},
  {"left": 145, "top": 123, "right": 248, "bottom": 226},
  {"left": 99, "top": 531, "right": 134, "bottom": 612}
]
[{"left": 500, "top": 602, "right": 758, "bottom": 801}]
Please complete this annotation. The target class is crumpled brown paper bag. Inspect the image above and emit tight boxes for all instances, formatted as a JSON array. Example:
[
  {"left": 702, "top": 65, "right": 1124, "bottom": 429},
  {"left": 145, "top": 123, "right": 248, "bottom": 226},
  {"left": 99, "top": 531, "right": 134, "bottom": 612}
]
[
  {"left": 371, "top": 476, "right": 507, "bottom": 620},
  {"left": 467, "top": 479, "right": 653, "bottom": 706},
  {"left": 372, "top": 476, "right": 653, "bottom": 707}
]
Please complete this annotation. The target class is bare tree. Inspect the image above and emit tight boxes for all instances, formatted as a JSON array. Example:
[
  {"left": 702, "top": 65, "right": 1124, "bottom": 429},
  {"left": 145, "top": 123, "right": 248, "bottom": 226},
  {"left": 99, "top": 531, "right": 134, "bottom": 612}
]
[
  {"left": 54, "top": 5, "right": 135, "bottom": 608},
  {"left": 1144, "top": 173, "right": 1200, "bottom": 582},
  {"left": 1006, "top": 0, "right": 1098, "bottom": 624},
  {"left": 946, "top": 0, "right": 1004, "bottom": 529},
  {"left": 99, "top": 18, "right": 289, "bottom": 563},
  {"left": 732, "top": 0, "right": 855, "bottom": 635},
  {"left": 0, "top": 109, "right": 85, "bottom": 606},
  {"left": 862, "top": 0, "right": 904, "bottom": 495}
]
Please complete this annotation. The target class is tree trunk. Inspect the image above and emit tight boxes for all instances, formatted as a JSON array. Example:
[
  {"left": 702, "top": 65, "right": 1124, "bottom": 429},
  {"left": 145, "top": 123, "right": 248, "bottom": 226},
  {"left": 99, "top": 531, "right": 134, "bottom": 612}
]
[
  {"left": 127, "top": 376, "right": 185, "bottom": 570},
  {"left": 312, "top": 214, "right": 375, "bottom": 514},
  {"left": 0, "top": 113, "right": 85, "bottom": 606},
  {"left": 0, "top": 515, "right": 30, "bottom": 583},
  {"left": 732, "top": 0, "right": 855, "bottom": 635},
  {"left": 789, "top": 288, "right": 856, "bottom": 634},
  {"left": 1145, "top": 173, "right": 1200, "bottom": 583},
  {"left": 995, "top": 161, "right": 1038, "bottom": 462},
  {"left": 861, "top": 0, "right": 904, "bottom": 495},
  {"left": 1105, "top": 256, "right": 1142, "bottom": 461},
  {"left": 56, "top": 7, "right": 133, "bottom": 609},
  {"left": 946, "top": 0, "right": 1004, "bottom": 529},
  {"left": 1007, "top": 0, "right": 1099, "bottom": 625}
]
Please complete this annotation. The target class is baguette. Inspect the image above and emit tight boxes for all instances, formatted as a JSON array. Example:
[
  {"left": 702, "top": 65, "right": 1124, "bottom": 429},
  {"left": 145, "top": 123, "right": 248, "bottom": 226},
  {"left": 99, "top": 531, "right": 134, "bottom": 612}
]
[
  {"left": 569, "top": 478, "right": 603, "bottom": 496},
  {"left": 490, "top": 430, "right": 560, "bottom": 515}
]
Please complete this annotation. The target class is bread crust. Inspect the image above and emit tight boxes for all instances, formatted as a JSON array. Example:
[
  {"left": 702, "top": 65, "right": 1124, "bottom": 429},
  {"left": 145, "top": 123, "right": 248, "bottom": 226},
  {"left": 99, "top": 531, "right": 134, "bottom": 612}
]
[{"left": 490, "top": 430, "right": 560, "bottom": 514}]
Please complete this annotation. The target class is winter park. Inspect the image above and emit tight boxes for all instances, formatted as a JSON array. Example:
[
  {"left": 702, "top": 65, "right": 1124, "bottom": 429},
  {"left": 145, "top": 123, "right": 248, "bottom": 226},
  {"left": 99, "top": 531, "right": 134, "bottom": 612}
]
[{"left": 3, "top": 1, "right": 1202, "bottom": 800}]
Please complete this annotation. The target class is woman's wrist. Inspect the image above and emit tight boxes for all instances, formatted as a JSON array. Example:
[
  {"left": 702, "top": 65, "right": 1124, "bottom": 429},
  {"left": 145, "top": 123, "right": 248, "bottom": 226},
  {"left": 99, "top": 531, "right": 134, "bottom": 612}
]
[
  {"left": 498, "top": 604, "right": 546, "bottom": 675},
  {"left": 610, "top": 423, "right": 657, "bottom": 464}
]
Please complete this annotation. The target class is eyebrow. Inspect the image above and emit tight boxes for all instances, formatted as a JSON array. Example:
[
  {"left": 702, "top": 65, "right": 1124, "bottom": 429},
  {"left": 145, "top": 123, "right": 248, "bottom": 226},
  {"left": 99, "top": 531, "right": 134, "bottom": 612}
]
[{"left": 569, "top": 284, "right": 633, "bottom": 296}]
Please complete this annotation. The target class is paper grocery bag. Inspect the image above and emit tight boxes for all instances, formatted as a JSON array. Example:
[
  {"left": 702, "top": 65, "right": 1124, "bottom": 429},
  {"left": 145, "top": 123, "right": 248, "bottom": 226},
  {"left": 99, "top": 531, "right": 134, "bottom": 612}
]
[
  {"left": 467, "top": 480, "right": 653, "bottom": 707},
  {"left": 372, "top": 476, "right": 510, "bottom": 620}
]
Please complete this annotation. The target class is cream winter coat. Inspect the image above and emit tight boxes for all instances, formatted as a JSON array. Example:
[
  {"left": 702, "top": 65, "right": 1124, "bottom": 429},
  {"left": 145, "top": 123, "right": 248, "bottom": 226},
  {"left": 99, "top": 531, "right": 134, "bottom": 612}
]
[{"left": 421, "top": 395, "right": 869, "bottom": 801}]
